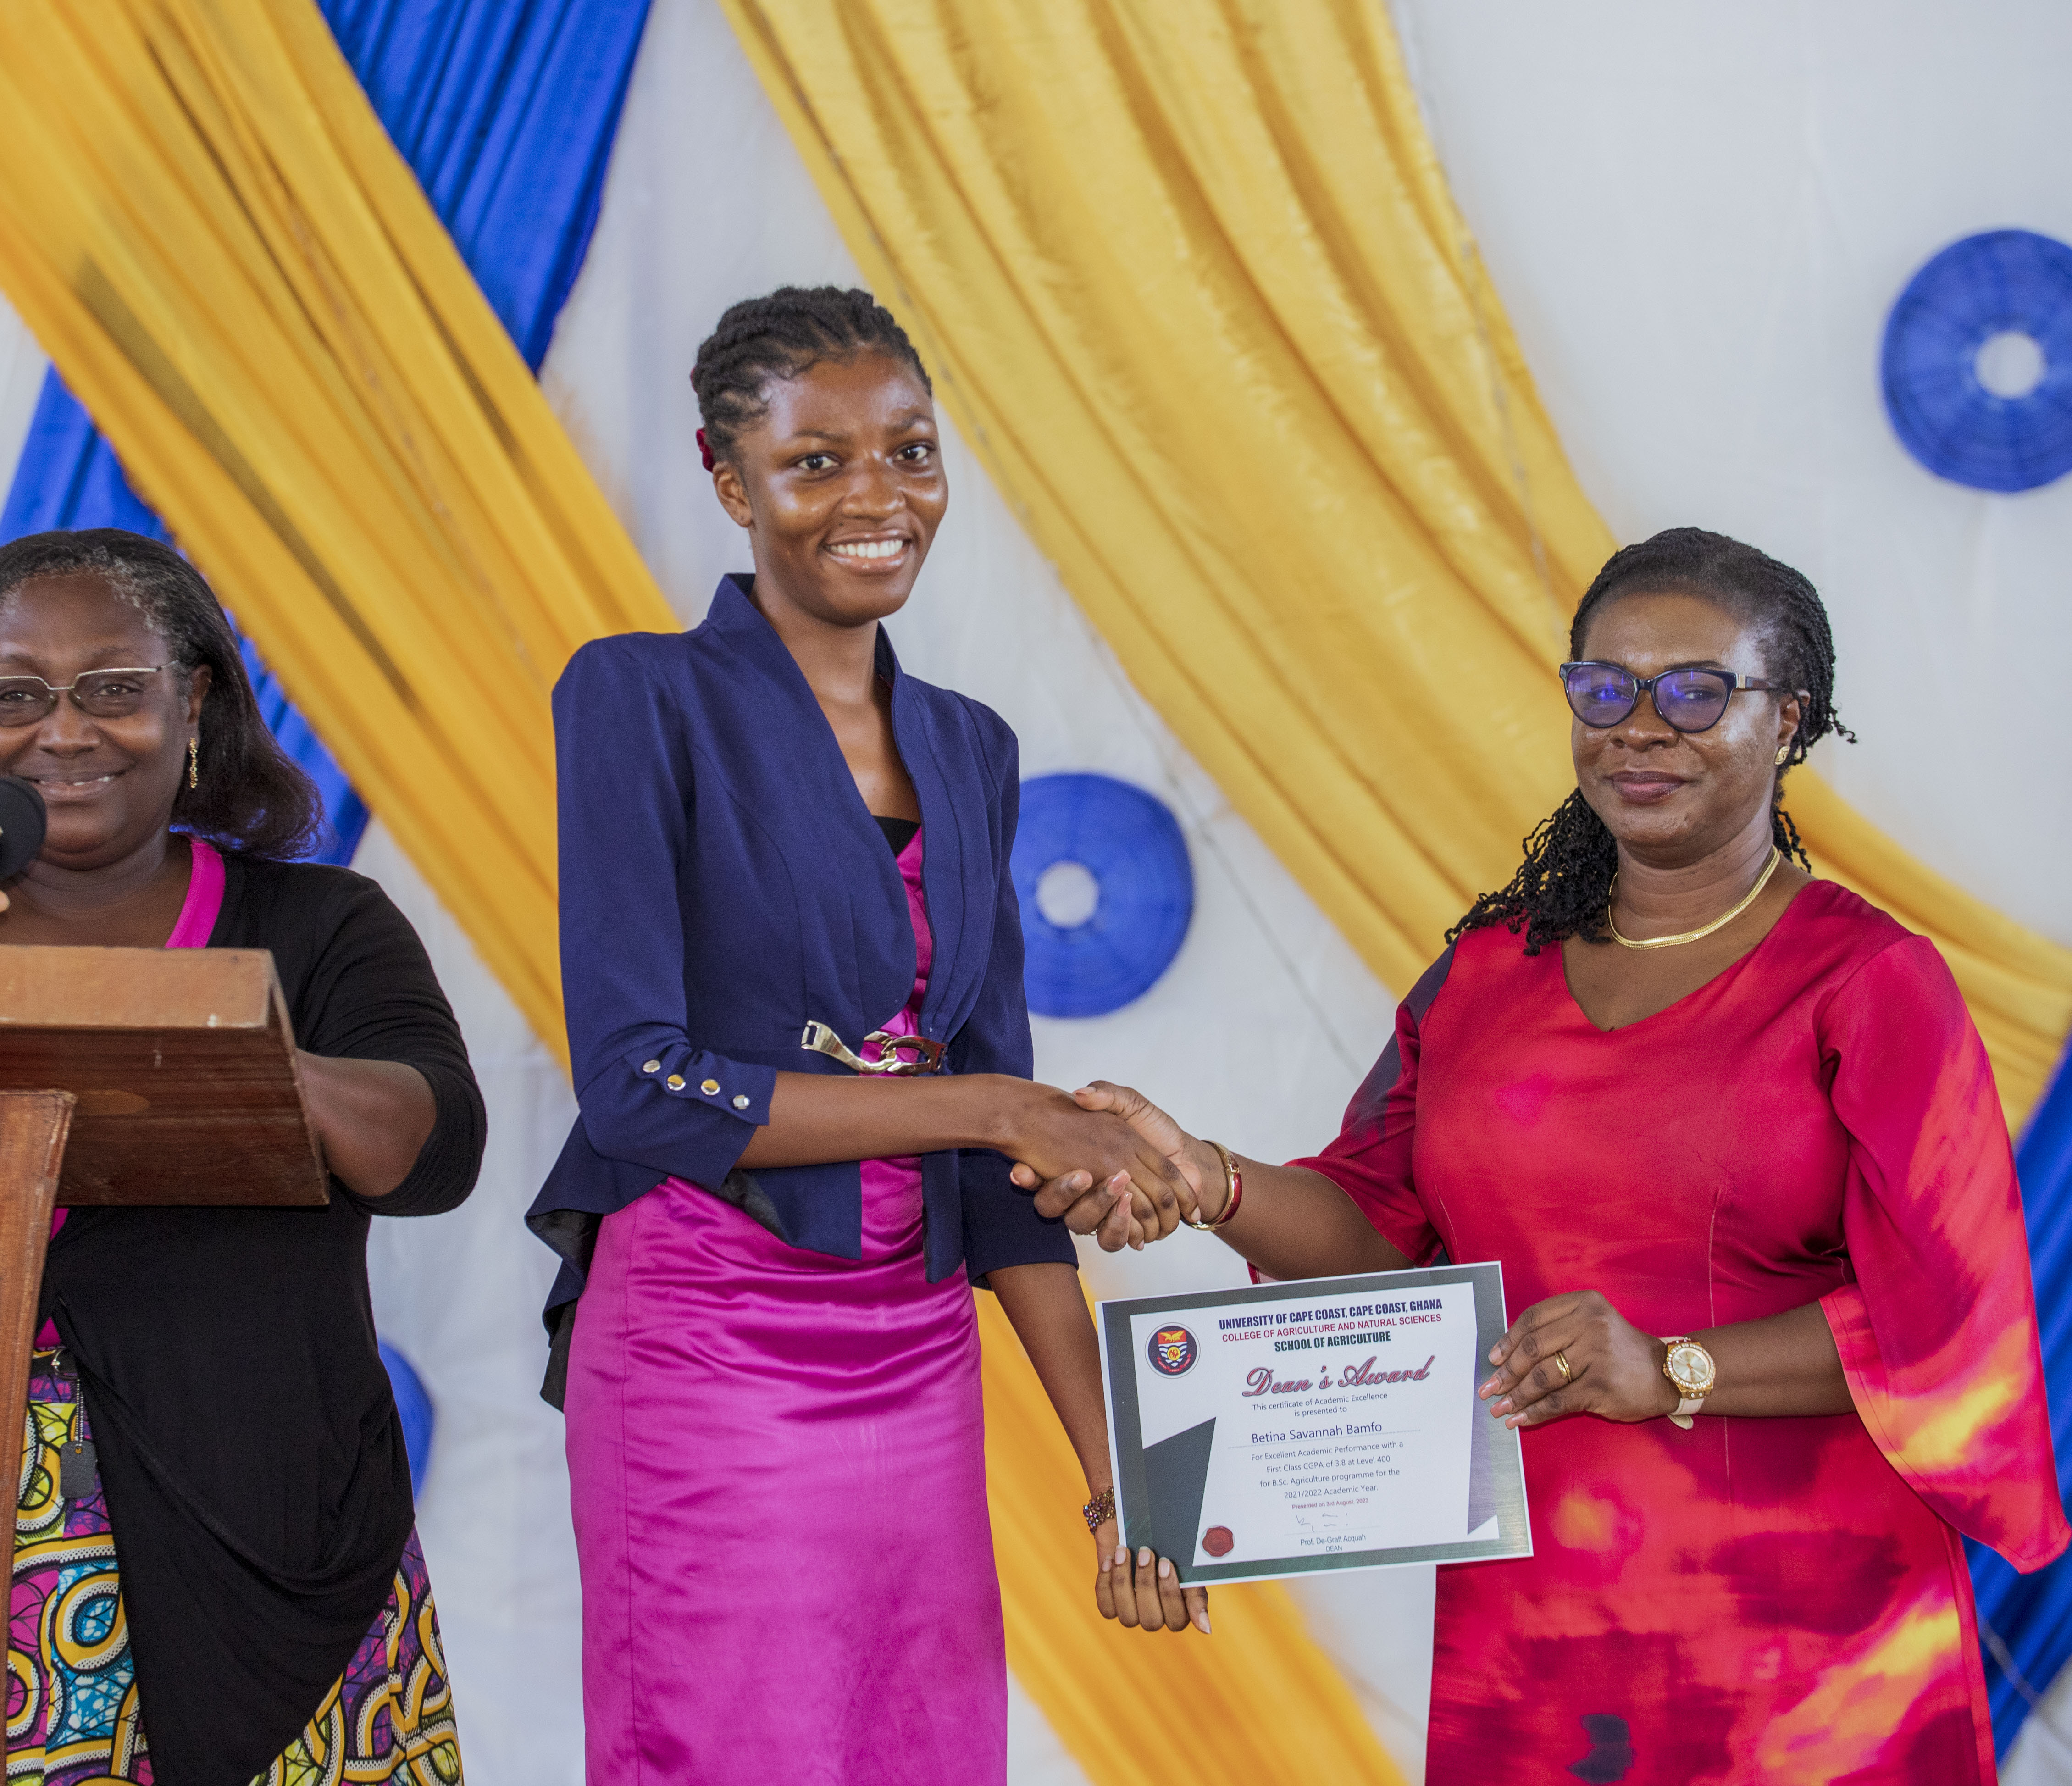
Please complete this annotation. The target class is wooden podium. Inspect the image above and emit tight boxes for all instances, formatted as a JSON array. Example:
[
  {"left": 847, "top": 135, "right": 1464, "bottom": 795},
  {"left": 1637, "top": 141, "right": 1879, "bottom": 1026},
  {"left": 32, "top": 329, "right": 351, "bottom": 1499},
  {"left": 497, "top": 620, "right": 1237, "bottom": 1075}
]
[{"left": 0, "top": 946, "right": 325, "bottom": 1689}]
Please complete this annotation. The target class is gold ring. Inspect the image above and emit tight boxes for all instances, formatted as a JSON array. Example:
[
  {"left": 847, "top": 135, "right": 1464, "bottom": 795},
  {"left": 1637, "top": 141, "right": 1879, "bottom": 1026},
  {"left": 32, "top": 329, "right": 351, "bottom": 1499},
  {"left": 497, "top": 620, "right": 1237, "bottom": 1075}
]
[{"left": 1552, "top": 1351, "right": 1572, "bottom": 1382}]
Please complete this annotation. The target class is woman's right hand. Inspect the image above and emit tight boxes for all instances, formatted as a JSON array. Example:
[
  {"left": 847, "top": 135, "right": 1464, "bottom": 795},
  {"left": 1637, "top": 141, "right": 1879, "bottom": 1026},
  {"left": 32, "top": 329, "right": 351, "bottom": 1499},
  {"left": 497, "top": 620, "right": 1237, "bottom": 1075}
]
[
  {"left": 999, "top": 1082, "right": 1200, "bottom": 1243},
  {"left": 1010, "top": 1082, "right": 1217, "bottom": 1250}
]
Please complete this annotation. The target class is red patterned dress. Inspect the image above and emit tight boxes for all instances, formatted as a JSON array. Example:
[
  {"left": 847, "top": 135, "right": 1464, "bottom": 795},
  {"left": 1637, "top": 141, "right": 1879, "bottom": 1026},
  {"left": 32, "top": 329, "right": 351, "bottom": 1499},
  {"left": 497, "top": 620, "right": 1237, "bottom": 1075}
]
[{"left": 1296, "top": 880, "right": 2067, "bottom": 1784}]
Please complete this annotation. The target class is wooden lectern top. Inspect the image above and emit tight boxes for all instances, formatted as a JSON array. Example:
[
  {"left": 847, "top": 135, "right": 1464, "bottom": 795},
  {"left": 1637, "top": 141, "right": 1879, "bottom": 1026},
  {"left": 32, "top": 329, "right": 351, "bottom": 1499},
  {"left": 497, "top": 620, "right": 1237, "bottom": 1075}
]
[{"left": 0, "top": 946, "right": 327, "bottom": 1207}]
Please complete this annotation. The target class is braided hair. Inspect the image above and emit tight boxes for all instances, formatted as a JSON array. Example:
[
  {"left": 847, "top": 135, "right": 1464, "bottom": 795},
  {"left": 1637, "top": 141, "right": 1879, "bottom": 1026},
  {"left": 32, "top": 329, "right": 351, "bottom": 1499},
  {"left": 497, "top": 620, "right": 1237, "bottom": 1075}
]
[
  {"left": 690, "top": 286, "right": 931, "bottom": 462},
  {"left": 0, "top": 529, "right": 323, "bottom": 860},
  {"left": 1449, "top": 527, "right": 1856, "bottom": 955}
]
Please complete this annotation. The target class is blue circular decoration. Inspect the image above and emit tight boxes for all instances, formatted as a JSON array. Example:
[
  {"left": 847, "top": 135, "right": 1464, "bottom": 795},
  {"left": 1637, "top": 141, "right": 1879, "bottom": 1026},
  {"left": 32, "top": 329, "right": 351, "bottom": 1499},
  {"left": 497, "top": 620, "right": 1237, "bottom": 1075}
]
[
  {"left": 1012, "top": 773, "right": 1193, "bottom": 1019},
  {"left": 1881, "top": 229, "right": 2072, "bottom": 492},
  {"left": 379, "top": 1339, "right": 435, "bottom": 1499}
]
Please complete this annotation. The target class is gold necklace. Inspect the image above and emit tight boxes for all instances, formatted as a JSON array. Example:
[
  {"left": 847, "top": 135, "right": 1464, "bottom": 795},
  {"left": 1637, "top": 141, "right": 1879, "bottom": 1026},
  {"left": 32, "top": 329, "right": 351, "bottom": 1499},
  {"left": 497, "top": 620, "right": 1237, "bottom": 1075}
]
[{"left": 1607, "top": 847, "right": 1783, "bottom": 950}]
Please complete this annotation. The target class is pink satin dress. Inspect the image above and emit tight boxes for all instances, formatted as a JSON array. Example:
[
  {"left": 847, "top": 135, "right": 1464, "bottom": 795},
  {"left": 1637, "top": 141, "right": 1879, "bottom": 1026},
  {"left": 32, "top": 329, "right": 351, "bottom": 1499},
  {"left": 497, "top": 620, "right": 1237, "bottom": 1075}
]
[{"left": 564, "top": 826, "right": 1006, "bottom": 1784}]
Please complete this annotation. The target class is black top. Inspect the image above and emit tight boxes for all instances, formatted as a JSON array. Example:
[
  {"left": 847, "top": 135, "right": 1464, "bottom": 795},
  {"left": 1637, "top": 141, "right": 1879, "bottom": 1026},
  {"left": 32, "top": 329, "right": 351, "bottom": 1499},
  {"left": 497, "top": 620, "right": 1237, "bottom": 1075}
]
[
  {"left": 875, "top": 814, "right": 920, "bottom": 856},
  {"left": 38, "top": 854, "right": 485, "bottom": 1786}
]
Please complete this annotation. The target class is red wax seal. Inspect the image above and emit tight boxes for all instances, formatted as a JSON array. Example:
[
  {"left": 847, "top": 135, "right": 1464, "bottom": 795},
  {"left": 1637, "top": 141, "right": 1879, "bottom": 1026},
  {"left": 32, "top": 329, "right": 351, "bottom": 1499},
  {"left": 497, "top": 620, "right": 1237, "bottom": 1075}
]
[{"left": 1202, "top": 1525, "right": 1235, "bottom": 1557}]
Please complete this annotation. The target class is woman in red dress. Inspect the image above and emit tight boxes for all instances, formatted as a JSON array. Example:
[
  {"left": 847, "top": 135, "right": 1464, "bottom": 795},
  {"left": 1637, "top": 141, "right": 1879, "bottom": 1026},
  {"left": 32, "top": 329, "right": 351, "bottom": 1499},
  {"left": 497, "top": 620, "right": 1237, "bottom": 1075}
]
[{"left": 1027, "top": 527, "right": 2068, "bottom": 1782}]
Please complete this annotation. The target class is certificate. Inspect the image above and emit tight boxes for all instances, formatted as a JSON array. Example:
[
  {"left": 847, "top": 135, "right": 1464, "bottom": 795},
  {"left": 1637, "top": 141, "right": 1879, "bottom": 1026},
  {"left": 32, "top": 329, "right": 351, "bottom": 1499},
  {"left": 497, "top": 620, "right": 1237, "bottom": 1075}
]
[{"left": 1099, "top": 1262, "right": 1532, "bottom": 1585}]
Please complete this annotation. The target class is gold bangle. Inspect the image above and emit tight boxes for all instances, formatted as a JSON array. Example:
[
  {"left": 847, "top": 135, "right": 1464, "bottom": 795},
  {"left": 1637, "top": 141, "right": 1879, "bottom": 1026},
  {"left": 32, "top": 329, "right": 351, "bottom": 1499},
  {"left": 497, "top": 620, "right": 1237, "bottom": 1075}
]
[
  {"left": 1186, "top": 1142, "right": 1243, "bottom": 1230},
  {"left": 1081, "top": 1486, "right": 1116, "bottom": 1533}
]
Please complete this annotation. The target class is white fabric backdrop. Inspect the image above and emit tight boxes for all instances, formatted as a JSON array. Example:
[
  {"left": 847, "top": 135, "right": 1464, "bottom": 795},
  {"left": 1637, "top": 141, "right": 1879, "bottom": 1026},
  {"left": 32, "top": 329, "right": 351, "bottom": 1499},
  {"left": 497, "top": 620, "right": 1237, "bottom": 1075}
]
[
  {"left": 1387, "top": 6, "right": 2072, "bottom": 1776},
  {"left": 1388, "top": 0, "right": 2072, "bottom": 950},
  {"left": 3, "top": 0, "right": 2072, "bottom": 1775},
  {"left": 0, "top": 300, "right": 46, "bottom": 507}
]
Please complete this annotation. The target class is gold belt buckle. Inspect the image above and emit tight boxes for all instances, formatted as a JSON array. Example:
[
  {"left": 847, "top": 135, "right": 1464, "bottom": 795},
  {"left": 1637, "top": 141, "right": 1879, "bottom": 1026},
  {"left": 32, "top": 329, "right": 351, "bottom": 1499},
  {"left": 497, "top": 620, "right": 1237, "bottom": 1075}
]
[{"left": 801, "top": 1021, "right": 946, "bottom": 1076}]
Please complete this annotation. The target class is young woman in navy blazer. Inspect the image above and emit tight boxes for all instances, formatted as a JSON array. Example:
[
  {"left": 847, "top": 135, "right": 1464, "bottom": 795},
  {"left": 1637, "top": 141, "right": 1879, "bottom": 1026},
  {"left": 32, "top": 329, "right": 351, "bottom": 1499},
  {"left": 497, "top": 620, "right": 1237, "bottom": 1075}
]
[{"left": 530, "top": 288, "right": 1205, "bottom": 1782}]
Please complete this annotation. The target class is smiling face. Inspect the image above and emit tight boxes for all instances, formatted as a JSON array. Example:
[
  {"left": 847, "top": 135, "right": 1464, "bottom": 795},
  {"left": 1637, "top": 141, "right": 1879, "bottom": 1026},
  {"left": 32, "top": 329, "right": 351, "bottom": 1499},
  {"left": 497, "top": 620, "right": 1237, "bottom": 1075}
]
[
  {"left": 1571, "top": 588, "right": 1803, "bottom": 865},
  {"left": 711, "top": 351, "right": 946, "bottom": 630},
  {"left": 0, "top": 572, "right": 208, "bottom": 872}
]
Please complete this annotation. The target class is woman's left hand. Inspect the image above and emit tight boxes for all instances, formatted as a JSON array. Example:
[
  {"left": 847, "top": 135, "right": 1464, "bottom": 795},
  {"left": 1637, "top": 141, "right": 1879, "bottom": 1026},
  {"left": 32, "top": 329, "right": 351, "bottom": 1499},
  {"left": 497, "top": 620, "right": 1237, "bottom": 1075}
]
[
  {"left": 1479, "top": 1290, "right": 1679, "bottom": 1428},
  {"left": 1014, "top": 1167, "right": 1158, "bottom": 1250},
  {"left": 294, "top": 1052, "right": 435, "bottom": 1200},
  {"left": 1092, "top": 1519, "right": 1210, "bottom": 1634}
]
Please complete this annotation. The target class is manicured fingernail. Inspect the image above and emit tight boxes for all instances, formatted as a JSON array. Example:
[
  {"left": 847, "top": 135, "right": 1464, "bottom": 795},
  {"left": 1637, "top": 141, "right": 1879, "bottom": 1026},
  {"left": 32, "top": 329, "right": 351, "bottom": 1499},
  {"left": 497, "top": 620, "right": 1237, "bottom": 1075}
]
[
  {"left": 1490, "top": 1346, "right": 1502, "bottom": 1363},
  {"left": 1138, "top": 1548, "right": 1152, "bottom": 1568},
  {"left": 1494, "top": 1398, "right": 1512, "bottom": 1414},
  {"left": 1159, "top": 1558, "right": 1173, "bottom": 1580},
  {"left": 1195, "top": 1613, "right": 1212, "bottom": 1635},
  {"left": 1115, "top": 1545, "right": 1130, "bottom": 1568}
]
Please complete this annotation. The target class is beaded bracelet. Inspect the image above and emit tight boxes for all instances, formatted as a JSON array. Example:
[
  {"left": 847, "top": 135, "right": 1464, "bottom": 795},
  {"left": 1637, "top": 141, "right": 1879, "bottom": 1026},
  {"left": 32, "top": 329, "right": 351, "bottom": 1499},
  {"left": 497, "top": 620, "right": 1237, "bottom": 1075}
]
[{"left": 1081, "top": 1486, "right": 1116, "bottom": 1533}]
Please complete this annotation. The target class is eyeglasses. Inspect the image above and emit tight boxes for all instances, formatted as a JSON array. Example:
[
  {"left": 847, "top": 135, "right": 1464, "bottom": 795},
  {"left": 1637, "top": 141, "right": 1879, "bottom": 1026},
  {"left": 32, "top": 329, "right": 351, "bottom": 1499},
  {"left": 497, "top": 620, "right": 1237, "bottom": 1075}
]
[
  {"left": 0, "top": 666, "right": 169, "bottom": 728},
  {"left": 1558, "top": 661, "right": 1794, "bottom": 735}
]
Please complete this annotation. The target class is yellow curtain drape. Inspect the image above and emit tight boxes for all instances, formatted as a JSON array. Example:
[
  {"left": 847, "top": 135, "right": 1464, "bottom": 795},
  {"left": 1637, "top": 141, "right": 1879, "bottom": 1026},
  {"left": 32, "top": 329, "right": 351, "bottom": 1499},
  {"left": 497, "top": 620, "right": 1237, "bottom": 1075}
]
[
  {"left": 716, "top": 0, "right": 2072, "bottom": 1125},
  {"left": 0, "top": 0, "right": 682, "bottom": 1059}
]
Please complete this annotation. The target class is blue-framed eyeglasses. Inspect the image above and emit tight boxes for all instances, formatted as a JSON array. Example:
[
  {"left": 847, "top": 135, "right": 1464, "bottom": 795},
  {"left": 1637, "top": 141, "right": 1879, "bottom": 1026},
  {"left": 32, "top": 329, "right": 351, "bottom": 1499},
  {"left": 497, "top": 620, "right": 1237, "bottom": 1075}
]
[{"left": 1558, "top": 661, "right": 1796, "bottom": 735}]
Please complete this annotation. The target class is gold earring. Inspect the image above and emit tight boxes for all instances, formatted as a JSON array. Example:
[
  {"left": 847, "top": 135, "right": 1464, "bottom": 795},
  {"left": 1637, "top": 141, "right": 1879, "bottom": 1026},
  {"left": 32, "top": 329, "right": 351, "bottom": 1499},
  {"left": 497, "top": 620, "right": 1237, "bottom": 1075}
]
[
  {"left": 1775, "top": 745, "right": 1790, "bottom": 766},
  {"left": 188, "top": 737, "right": 199, "bottom": 790}
]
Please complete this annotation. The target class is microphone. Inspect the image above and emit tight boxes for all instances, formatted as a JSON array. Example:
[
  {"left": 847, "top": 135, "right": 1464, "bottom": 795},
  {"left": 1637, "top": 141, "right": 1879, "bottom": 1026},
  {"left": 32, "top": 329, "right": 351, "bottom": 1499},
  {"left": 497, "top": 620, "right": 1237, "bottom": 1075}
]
[{"left": 0, "top": 776, "right": 48, "bottom": 883}]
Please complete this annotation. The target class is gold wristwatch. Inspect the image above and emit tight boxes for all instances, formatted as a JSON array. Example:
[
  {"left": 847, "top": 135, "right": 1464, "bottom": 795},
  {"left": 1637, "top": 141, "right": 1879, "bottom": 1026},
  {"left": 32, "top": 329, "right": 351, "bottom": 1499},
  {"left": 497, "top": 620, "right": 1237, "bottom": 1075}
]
[{"left": 1661, "top": 1336, "right": 1715, "bottom": 1431}]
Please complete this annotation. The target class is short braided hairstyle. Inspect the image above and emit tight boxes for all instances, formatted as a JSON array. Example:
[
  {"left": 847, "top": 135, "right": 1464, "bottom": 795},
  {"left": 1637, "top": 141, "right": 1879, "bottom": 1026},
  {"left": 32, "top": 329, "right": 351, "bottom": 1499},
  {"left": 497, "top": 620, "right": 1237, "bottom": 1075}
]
[
  {"left": 1450, "top": 527, "right": 1856, "bottom": 955},
  {"left": 0, "top": 528, "right": 323, "bottom": 860},
  {"left": 690, "top": 286, "right": 931, "bottom": 461}
]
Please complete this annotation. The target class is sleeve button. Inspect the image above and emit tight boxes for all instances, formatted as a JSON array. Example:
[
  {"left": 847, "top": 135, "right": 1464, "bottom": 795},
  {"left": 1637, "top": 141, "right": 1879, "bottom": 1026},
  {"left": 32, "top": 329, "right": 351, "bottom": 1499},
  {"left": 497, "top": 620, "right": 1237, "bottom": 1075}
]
[
  {"left": 732, "top": 1094, "right": 751, "bottom": 1110},
  {"left": 666, "top": 1074, "right": 686, "bottom": 1090},
  {"left": 642, "top": 1060, "right": 661, "bottom": 1074},
  {"left": 701, "top": 1079, "right": 720, "bottom": 1095}
]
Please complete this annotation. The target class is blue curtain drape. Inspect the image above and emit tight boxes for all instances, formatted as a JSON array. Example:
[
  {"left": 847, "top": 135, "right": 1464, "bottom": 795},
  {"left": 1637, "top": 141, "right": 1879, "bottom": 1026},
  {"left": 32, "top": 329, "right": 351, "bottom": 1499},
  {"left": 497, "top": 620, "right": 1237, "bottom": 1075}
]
[
  {"left": 1974, "top": 1036, "right": 2072, "bottom": 1755},
  {"left": 325, "top": 0, "right": 649, "bottom": 371},
  {"left": 0, "top": 0, "right": 653, "bottom": 862}
]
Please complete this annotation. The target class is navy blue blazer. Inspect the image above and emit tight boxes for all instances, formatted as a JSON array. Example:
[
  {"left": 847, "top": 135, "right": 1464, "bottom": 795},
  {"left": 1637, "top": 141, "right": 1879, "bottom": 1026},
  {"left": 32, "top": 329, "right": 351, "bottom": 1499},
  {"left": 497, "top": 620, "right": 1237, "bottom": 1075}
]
[{"left": 527, "top": 576, "right": 1074, "bottom": 1393}]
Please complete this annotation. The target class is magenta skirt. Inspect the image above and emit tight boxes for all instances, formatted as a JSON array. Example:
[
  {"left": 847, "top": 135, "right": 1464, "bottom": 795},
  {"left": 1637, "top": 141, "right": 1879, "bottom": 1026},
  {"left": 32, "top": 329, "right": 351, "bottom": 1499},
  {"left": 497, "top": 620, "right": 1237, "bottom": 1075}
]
[{"left": 564, "top": 1163, "right": 1005, "bottom": 1783}]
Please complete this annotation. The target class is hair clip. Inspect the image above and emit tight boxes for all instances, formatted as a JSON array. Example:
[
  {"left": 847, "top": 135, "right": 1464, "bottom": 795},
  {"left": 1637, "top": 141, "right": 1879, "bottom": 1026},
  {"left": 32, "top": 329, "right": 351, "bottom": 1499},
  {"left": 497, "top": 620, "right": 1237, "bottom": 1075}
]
[{"left": 697, "top": 428, "right": 715, "bottom": 472}]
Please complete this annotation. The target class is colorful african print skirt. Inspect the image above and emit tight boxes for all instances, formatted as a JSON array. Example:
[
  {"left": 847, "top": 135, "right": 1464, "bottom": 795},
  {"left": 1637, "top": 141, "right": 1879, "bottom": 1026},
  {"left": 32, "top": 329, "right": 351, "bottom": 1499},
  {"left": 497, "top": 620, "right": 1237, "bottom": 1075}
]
[{"left": 8, "top": 1350, "right": 464, "bottom": 1785}]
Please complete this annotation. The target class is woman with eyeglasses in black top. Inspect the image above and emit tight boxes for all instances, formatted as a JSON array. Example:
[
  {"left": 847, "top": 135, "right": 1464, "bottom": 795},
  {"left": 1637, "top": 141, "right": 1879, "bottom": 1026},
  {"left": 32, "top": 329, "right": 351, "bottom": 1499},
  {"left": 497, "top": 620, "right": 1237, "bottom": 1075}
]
[{"left": 0, "top": 527, "right": 483, "bottom": 1786}]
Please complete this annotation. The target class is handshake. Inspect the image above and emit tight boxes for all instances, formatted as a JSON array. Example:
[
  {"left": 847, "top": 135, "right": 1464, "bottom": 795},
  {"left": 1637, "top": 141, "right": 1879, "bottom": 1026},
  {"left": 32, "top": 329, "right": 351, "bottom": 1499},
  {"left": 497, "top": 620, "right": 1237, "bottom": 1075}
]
[{"left": 1000, "top": 1079, "right": 1227, "bottom": 1251}]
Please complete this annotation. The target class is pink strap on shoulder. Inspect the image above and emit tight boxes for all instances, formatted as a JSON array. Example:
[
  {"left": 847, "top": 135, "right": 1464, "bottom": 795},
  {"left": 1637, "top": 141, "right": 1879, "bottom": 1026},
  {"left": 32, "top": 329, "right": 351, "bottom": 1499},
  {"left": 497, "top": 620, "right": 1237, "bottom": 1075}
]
[{"left": 166, "top": 837, "right": 225, "bottom": 950}]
